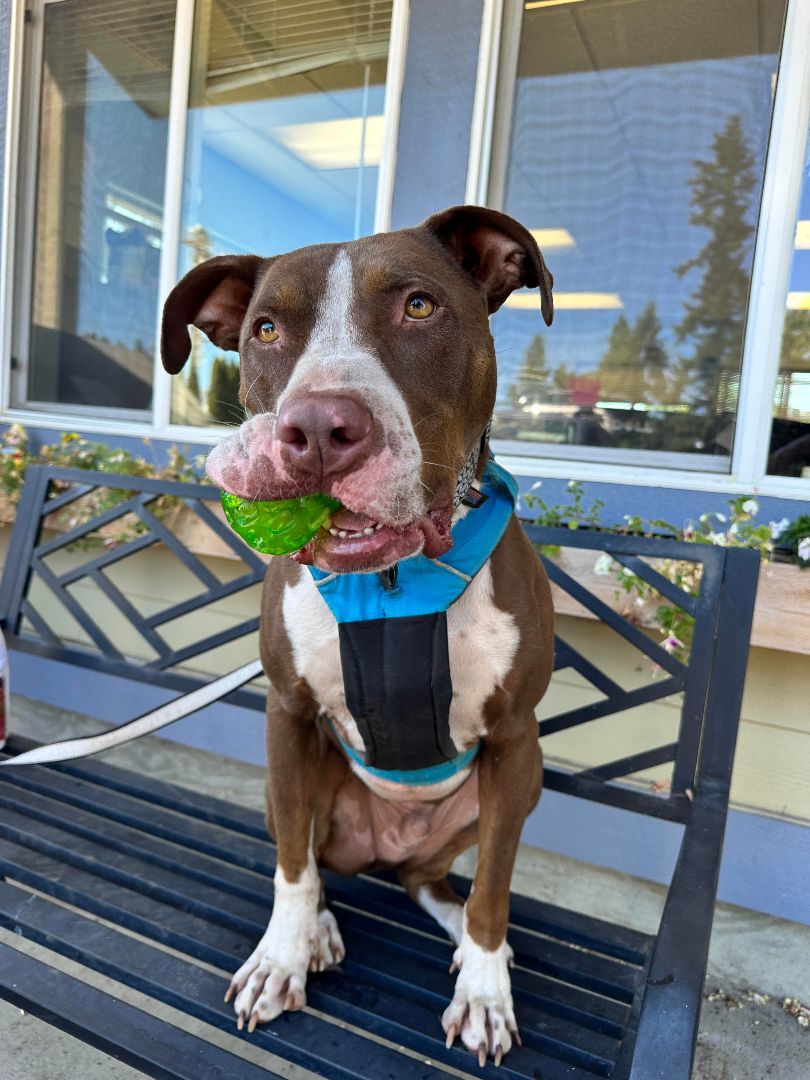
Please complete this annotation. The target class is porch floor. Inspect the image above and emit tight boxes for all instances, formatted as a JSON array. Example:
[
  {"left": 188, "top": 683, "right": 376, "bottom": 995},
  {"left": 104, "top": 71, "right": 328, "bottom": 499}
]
[{"left": 3, "top": 695, "right": 808, "bottom": 1080}]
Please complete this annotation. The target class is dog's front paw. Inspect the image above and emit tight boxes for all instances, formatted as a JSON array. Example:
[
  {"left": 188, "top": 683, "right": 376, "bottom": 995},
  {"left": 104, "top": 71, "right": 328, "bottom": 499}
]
[
  {"left": 442, "top": 935, "right": 519, "bottom": 1067},
  {"left": 226, "top": 908, "right": 345, "bottom": 1031},
  {"left": 308, "top": 907, "right": 346, "bottom": 972}
]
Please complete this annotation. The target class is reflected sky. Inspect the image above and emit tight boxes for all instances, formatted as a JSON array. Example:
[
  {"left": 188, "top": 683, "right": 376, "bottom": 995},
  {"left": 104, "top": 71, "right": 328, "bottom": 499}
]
[{"left": 494, "top": 54, "right": 783, "bottom": 402}]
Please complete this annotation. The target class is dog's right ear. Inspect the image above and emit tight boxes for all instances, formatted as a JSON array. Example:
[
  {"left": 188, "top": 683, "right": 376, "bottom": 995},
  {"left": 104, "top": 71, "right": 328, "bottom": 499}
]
[{"left": 160, "top": 255, "right": 264, "bottom": 374}]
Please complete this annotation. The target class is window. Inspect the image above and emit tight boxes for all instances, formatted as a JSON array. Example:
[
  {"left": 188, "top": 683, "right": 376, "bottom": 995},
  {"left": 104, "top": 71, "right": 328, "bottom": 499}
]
[
  {"left": 767, "top": 115, "right": 810, "bottom": 479},
  {"left": 12, "top": 0, "right": 175, "bottom": 416},
  {"left": 11, "top": 0, "right": 395, "bottom": 426},
  {"left": 172, "top": 0, "right": 392, "bottom": 428},
  {"left": 489, "top": 0, "right": 787, "bottom": 469}
]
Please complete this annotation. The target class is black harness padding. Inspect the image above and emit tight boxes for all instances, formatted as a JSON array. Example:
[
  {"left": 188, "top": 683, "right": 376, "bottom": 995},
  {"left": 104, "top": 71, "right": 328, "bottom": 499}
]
[{"left": 338, "top": 612, "right": 456, "bottom": 770}]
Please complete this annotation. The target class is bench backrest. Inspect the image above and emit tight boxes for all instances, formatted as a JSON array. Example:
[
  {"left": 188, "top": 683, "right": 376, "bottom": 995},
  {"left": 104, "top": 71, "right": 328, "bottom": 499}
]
[{"left": 0, "top": 465, "right": 759, "bottom": 822}]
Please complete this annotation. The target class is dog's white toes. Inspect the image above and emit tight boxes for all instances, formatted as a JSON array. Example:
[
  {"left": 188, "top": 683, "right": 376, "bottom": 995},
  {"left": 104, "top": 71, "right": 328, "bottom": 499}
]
[
  {"left": 309, "top": 908, "right": 345, "bottom": 973},
  {"left": 442, "top": 995, "right": 516, "bottom": 1064},
  {"left": 441, "top": 923, "right": 518, "bottom": 1065},
  {"left": 229, "top": 906, "right": 345, "bottom": 1031},
  {"left": 234, "top": 963, "right": 307, "bottom": 1028}
]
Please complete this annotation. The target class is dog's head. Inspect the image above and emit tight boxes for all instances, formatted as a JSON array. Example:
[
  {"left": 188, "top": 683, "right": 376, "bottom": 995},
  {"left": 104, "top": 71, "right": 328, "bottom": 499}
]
[{"left": 161, "top": 206, "right": 553, "bottom": 574}]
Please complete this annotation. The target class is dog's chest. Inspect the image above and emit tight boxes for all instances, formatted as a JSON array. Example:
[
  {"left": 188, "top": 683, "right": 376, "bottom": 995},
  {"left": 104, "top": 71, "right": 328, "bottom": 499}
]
[{"left": 282, "top": 563, "right": 518, "bottom": 758}]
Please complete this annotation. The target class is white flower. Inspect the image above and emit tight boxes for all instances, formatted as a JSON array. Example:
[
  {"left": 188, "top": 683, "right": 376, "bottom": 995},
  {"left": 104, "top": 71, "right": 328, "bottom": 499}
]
[
  {"left": 742, "top": 499, "right": 759, "bottom": 515},
  {"left": 798, "top": 537, "right": 810, "bottom": 562},
  {"left": 769, "top": 517, "right": 790, "bottom": 540},
  {"left": 529, "top": 480, "right": 543, "bottom": 492},
  {"left": 662, "top": 634, "right": 685, "bottom": 654},
  {"left": 715, "top": 513, "right": 727, "bottom": 523},
  {"left": 593, "top": 553, "right": 615, "bottom": 576},
  {"left": 728, "top": 522, "right": 739, "bottom": 537},
  {"left": 708, "top": 531, "right": 727, "bottom": 546},
  {"left": 567, "top": 480, "right": 577, "bottom": 491}
]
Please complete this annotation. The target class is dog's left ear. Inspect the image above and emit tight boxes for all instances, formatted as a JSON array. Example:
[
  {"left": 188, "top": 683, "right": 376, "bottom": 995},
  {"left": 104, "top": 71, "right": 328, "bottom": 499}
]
[{"left": 422, "top": 205, "right": 554, "bottom": 325}]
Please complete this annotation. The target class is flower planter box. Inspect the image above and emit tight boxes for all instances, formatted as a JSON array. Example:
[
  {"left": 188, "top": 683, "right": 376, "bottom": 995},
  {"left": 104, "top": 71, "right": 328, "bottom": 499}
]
[{"left": 548, "top": 547, "right": 810, "bottom": 657}]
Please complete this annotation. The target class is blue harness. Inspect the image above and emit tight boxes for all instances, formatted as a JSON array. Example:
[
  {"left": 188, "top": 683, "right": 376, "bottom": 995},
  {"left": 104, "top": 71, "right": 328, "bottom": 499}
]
[{"left": 309, "top": 459, "right": 518, "bottom": 786}]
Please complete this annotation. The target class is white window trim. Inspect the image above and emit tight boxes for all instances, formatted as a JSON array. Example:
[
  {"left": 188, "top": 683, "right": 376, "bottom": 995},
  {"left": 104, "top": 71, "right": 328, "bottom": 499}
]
[
  {"left": 0, "top": 0, "right": 408, "bottom": 440},
  {"left": 467, "top": 0, "right": 810, "bottom": 502}
]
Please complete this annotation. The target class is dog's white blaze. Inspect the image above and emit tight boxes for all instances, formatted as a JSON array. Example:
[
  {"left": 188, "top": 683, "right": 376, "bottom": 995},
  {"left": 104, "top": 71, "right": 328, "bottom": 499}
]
[
  {"left": 417, "top": 885, "right": 464, "bottom": 944},
  {"left": 446, "top": 560, "right": 519, "bottom": 750},
  {"left": 277, "top": 249, "right": 423, "bottom": 523}
]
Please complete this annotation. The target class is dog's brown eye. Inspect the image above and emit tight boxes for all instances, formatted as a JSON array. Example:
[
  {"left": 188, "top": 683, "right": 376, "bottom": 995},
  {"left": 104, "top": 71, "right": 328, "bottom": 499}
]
[
  {"left": 405, "top": 295, "right": 435, "bottom": 320},
  {"left": 257, "top": 320, "right": 278, "bottom": 343}
]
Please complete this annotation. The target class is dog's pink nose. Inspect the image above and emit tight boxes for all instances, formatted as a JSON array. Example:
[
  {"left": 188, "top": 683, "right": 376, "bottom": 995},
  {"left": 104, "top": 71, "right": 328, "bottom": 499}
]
[{"left": 276, "top": 394, "right": 373, "bottom": 479}]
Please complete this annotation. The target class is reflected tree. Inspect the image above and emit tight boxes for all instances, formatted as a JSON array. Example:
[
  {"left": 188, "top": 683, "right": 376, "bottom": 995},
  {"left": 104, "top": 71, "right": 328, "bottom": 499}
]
[
  {"left": 186, "top": 356, "right": 202, "bottom": 404},
  {"left": 207, "top": 356, "right": 242, "bottom": 425},
  {"left": 674, "top": 115, "right": 756, "bottom": 416},
  {"left": 507, "top": 334, "right": 551, "bottom": 405},
  {"left": 596, "top": 302, "right": 667, "bottom": 405},
  {"left": 596, "top": 314, "right": 639, "bottom": 401}
]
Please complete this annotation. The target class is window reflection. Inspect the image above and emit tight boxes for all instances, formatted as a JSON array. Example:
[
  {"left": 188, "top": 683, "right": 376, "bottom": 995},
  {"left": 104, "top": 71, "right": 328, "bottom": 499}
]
[
  {"left": 20, "top": 0, "right": 174, "bottom": 413},
  {"left": 768, "top": 127, "right": 810, "bottom": 479},
  {"left": 172, "top": 0, "right": 392, "bottom": 427},
  {"left": 493, "top": 0, "right": 787, "bottom": 465}
]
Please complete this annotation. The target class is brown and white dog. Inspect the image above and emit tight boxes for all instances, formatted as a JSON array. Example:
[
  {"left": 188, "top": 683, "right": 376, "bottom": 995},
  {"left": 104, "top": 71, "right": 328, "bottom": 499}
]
[{"left": 160, "top": 206, "right": 556, "bottom": 1066}]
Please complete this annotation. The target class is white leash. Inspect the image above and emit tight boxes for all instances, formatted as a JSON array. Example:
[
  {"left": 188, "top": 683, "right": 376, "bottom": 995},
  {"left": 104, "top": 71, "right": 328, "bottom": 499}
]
[{"left": 0, "top": 659, "right": 264, "bottom": 767}]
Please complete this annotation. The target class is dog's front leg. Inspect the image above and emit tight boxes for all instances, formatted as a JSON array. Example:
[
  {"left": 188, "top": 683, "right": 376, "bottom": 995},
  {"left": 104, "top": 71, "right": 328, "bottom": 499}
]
[
  {"left": 226, "top": 691, "right": 344, "bottom": 1030},
  {"left": 443, "top": 723, "right": 541, "bottom": 1066}
]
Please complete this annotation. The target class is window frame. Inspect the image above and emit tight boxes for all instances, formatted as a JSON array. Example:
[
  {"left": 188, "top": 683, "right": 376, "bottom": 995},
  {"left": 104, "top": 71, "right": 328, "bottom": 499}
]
[
  {"left": 471, "top": 0, "right": 810, "bottom": 501},
  {"left": 0, "top": 0, "right": 409, "bottom": 441}
]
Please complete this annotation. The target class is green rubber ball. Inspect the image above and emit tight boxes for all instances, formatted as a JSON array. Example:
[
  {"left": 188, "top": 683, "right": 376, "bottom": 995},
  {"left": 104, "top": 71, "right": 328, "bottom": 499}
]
[{"left": 221, "top": 491, "right": 341, "bottom": 555}]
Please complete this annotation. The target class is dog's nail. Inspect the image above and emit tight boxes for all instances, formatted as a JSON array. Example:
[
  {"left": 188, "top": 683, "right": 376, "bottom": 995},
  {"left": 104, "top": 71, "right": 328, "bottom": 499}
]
[
  {"left": 224, "top": 986, "right": 233, "bottom": 1003},
  {"left": 477, "top": 1042, "right": 487, "bottom": 1068},
  {"left": 247, "top": 1013, "right": 258, "bottom": 1034},
  {"left": 511, "top": 1027, "right": 523, "bottom": 1048},
  {"left": 494, "top": 1046, "right": 503, "bottom": 1068},
  {"left": 445, "top": 1024, "right": 457, "bottom": 1048},
  {"left": 236, "top": 1013, "right": 244, "bottom": 1031},
  {"left": 449, "top": 960, "right": 458, "bottom": 974}
]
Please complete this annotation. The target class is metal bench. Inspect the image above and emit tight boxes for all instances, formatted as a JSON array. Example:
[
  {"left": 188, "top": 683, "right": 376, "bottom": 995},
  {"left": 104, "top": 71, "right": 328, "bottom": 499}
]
[{"left": 0, "top": 464, "right": 760, "bottom": 1079}]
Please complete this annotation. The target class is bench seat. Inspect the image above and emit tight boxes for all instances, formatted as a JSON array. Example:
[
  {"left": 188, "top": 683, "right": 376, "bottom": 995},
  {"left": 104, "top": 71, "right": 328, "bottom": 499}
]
[{"left": 1, "top": 734, "right": 652, "bottom": 1080}]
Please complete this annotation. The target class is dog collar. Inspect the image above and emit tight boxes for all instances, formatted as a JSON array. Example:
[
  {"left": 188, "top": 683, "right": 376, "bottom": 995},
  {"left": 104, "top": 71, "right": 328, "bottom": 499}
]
[
  {"left": 326, "top": 717, "right": 480, "bottom": 786},
  {"left": 309, "top": 459, "right": 517, "bottom": 782},
  {"left": 453, "top": 420, "right": 491, "bottom": 509}
]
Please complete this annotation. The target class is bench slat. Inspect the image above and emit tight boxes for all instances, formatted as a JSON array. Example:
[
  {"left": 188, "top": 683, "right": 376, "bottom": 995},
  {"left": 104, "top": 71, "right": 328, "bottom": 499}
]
[{"left": 0, "top": 940, "right": 285, "bottom": 1080}]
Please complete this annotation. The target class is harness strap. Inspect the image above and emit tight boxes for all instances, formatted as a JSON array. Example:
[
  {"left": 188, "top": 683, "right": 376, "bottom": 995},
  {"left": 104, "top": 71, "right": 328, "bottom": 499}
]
[
  {"left": 327, "top": 717, "right": 479, "bottom": 786},
  {"left": 0, "top": 659, "right": 264, "bottom": 767}
]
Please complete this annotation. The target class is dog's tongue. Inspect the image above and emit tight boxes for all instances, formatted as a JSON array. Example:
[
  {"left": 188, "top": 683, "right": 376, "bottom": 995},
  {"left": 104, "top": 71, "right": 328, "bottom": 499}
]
[
  {"left": 330, "top": 508, "right": 376, "bottom": 531},
  {"left": 420, "top": 508, "right": 453, "bottom": 558},
  {"left": 290, "top": 506, "right": 453, "bottom": 568}
]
